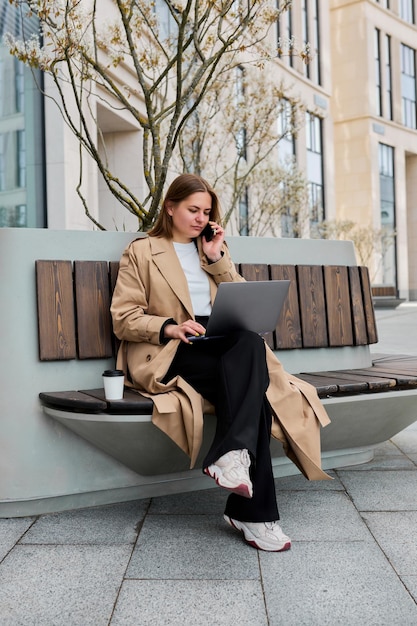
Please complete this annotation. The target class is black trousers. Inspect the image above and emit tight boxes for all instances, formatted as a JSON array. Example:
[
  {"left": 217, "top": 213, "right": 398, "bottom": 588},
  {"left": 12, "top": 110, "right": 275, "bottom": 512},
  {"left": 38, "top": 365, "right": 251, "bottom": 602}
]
[{"left": 163, "top": 330, "right": 279, "bottom": 522}]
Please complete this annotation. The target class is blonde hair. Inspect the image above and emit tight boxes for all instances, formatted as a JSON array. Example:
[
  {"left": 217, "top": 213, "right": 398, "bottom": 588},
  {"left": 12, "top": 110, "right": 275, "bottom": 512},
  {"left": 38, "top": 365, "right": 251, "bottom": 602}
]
[{"left": 148, "top": 173, "right": 222, "bottom": 238}]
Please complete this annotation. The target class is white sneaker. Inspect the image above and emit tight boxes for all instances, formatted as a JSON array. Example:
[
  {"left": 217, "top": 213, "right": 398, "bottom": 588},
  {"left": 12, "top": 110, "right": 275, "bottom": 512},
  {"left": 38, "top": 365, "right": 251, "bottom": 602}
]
[
  {"left": 224, "top": 515, "right": 291, "bottom": 552},
  {"left": 204, "top": 449, "right": 253, "bottom": 498}
]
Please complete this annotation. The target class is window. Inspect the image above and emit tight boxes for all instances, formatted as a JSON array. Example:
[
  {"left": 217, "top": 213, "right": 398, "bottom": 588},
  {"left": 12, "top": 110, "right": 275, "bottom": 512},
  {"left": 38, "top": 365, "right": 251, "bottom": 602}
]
[
  {"left": 0, "top": 0, "right": 46, "bottom": 227},
  {"left": 309, "top": 0, "right": 321, "bottom": 85},
  {"left": 375, "top": 29, "right": 382, "bottom": 117},
  {"left": 276, "top": 0, "right": 293, "bottom": 68},
  {"left": 375, "top": 31, "right": 392, "bottom": 120},
  {"left": 277, "top": 99, "right": 295, "bottom": 162},
  {"left": 238, "top": 188, "right": 249, "bottom": 236},
  {"left": 400, "top": 0, "right": 415, "bottom": 23},
  {"left": 385, "top": 35, "right": 393, "bottom": 120},
  {"left": 302, "top": 0, "right": 309, "bottom": 79},
  {"left": 17, "top": 129, "right": 26, "bottom": 188},
  {"left": 153, "top": 0, "right": 176, "bottom": 40},
  {"left": 306, "top": 112, "right": 324, "bottom": 229},
  {"left": 375, "top": 0, "right": 390, "bottom": 8},
  {"left": 401, "top": 44, "right": 417, "bottom": 129},
  {"left": 277, "top": 100, "right": 296, "bottom": 237},
  {"left": 378, "top": 143, "right": 396, "bottom": 286},
  {"left": 15, "top": 57, "right": 24, "bottom": 113},
  {"left": 235, "top": 66, "right": 247, "bottom": 160}
]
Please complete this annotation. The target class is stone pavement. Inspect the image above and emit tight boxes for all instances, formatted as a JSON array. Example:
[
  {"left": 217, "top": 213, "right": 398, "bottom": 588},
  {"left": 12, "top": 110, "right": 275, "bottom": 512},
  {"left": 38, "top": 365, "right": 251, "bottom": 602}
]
[{"left": 1, "top": 304, "right": 417, "bottom": 625}]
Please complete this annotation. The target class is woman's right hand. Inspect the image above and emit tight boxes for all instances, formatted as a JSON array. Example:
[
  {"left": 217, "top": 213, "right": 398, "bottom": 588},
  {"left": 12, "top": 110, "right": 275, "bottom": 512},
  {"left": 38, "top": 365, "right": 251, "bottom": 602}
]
[{"left": 164, "top": 320, "right": 207, "bottom": 343}]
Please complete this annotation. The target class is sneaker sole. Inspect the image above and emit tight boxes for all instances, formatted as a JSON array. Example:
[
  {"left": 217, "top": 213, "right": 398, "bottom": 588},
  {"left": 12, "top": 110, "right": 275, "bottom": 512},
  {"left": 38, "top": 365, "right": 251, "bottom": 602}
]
[
  {"left": 225, "top": 515, "right": 291, "bottom": 552},
  {"left": 204, "top": 467, "right": 253, "bottom": 499}
]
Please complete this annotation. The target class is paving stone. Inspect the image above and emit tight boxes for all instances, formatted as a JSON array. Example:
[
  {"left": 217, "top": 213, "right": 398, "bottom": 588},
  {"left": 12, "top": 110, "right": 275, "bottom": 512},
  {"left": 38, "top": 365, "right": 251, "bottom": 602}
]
[
  {"left": 362, "top": 512, "right": 417, "bottom": 575},
  {"left": 275, "top": 470, "right": 343, "bottom": 491},
  {"left": 339, "top": 454, "right": 416, "bottom": 471},
  {"left": 260, "top": 541, "right": 417, "bottom": 626},
  {"left": 20, "top": 501, "right": 148, "bottom": 545},
  {"left": 149, "top": 487, "right": 228, "bottom": 515},
  {"left": 0, "top": 545, "right": 132, "bottom": 625},
  {"left": 277, "top": 490, "right": 370, "bottom": 541},
  {"left": 391, "top": 428, "right": 417, "bottom": 454},
  {"left": 335, "top": 469, "right": 417, "bottom": 511},
  {"left": 0, "top": 518, "right": 35, "bottom": 561},
  {"left": 111, "top": 579, "right": 267, "bottom": 626},
  {"left": 400, "top": 576, "right": 417, "bottom": 603},
  {"left": 373, "top": 440, "right": 408, "bottom": 456},
  {"left": 126, "top": 514, "right": 259, "bottom": 580}
]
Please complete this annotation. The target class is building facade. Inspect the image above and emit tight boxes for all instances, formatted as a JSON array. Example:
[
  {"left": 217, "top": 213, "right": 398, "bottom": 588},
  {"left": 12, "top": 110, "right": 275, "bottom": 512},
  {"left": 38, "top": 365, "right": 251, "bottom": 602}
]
[
  {"left": 1, "top": 0, "right": 417, "bottom": 298},
  {"left": 330, "top": 0, "right": 417, "bottom": 299}
]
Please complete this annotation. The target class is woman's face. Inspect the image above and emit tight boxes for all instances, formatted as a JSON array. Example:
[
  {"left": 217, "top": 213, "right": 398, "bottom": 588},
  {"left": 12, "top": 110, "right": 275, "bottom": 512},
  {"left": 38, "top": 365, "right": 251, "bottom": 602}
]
[{"left": 167, "top": 191, "right": 212, "bottom": 243}]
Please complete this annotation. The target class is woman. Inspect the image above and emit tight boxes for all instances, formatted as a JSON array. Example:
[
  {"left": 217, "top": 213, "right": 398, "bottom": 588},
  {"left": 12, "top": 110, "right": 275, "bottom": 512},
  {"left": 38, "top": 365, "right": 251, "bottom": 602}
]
[{"left": 111, "top": 173, "right": 331, "bottom": 552}]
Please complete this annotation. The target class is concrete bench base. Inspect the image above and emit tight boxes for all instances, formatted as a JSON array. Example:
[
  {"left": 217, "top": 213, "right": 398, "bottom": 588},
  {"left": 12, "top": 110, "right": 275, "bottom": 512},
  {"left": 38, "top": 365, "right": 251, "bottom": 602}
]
[{"left": 0, "top": 445, "right": 376, "bottom": 519}]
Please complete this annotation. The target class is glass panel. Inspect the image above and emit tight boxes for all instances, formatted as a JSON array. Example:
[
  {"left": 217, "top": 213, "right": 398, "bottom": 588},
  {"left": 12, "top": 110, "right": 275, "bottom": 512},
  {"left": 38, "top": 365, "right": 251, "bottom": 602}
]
[
  {"left": 400, "top": 0, "right": 415, "bottom": 23},
  {"left": 277, "top": 99, "right": 295, "bottom": 162},
  {"left": 375, "top": 29, "right": 382, "bottom": 117},
  {"left": 306, "top": 112, "right": 324, "bottom": 230},
  {"left": 0, "top": 0, "right": 46, "bottom": 227},
  {"left": 311, "top": 0, "right": 321, "bottom": 85},
  {"left": 239, "top": 188, "right": 249, "bottom": 235},
  {"left": 277, "top": 0, "right": 293, "bottom": 67},
  {"left": 378, "top": 143, "right": 396, "bottom": 286},
  {"left": 385, "top": 35, "right": 393, "bottom": 120},
  {"left": 401, "top": 44, "right": 417, "bottom": 129}
]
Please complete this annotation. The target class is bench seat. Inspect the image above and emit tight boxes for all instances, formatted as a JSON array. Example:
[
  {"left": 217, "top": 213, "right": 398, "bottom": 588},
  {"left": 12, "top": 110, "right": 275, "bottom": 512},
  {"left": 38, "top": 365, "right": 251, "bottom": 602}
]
[{"left": 39, "top": 355, "right": 417, "bottom": 415}]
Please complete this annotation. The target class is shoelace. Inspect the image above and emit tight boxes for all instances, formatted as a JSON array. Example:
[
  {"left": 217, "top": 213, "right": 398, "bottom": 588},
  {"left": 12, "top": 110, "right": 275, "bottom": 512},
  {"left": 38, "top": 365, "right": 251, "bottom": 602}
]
[
  {"left": 264, "top": 521, "right": 287, "bottom": 539},
  {"left": 231, "top": 449, "right": 251, "bottom": 468}
]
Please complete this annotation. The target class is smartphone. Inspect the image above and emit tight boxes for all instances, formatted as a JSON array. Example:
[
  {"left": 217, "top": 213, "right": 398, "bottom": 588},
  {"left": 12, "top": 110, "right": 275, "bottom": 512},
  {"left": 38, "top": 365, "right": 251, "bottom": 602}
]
[{"left": 201, "top": 223, "right": 215, "bottom": 242}]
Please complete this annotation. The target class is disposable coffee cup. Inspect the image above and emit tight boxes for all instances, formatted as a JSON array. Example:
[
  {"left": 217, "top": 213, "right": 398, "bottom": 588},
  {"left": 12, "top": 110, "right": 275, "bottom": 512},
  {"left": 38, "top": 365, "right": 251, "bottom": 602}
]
[{"left": 102, "top": 369, "right": 124, "bottom": 400}]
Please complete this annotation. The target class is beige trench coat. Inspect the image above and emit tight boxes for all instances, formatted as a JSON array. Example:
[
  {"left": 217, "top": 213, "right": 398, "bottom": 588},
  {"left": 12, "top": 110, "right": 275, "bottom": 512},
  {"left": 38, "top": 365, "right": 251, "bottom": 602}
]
[{"left": 111, "top": 236, "right": 331, "bottom": 480}]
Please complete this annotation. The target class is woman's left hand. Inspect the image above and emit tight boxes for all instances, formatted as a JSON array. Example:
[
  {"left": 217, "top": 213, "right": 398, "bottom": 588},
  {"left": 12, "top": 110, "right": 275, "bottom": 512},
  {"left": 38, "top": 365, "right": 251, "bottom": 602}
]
[{"left": 202, "top": 221, "right": 225, "bottom": 263}]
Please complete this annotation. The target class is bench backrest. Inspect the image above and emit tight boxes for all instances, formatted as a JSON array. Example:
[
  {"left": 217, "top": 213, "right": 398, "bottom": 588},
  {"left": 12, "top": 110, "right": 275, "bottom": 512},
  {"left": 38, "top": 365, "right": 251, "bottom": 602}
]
[{"left": 35, "top": 260, "right": 378, "bottom": 362}]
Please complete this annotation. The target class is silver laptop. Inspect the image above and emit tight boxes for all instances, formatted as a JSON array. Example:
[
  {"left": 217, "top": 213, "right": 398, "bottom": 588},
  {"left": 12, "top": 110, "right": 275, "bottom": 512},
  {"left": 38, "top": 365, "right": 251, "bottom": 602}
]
[{"left": 189, "top": 280, "right": 290, "bottom": 341}]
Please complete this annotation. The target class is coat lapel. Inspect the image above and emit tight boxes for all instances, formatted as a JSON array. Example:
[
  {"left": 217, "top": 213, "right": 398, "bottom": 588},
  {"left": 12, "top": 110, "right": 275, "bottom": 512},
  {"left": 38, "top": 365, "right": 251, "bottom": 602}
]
[{"left": 149, "top": 236, "right": 194, "bottom": 318}]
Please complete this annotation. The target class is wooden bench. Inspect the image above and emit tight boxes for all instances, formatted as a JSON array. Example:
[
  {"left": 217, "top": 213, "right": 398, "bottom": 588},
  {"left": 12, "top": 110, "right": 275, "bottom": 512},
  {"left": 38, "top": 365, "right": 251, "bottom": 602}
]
[
  {"left": 36, "top": 258, "right": 417, "bottom": 478},
  {"left": 3, "top": 229, "right": 417, "bottom": 518}
]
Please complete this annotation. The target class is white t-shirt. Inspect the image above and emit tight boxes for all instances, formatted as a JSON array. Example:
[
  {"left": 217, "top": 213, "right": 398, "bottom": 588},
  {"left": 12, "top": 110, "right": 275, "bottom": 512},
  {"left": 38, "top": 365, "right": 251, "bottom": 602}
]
[{"left": 173, "top": 241, "right": 212, "bottom": 316}]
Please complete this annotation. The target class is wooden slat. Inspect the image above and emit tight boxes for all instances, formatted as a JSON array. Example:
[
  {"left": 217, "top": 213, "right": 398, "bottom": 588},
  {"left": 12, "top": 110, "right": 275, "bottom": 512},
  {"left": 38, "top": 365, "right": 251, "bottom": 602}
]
[
  {"left": 82, "top": 388, "right": 154, "bottom": 414},
  {"left": 298, "top": 372, "right": 368, "bottom": 394},
  {"left": 372, "top": 285, "right": 396, "bottom": 297},
  {"left": 373, "top": 354, "right": 417, "bottom": 363},
  {"left": 359, "top": 266, "right": 378, "bottom": 344},
  {"left": 310, "top": 370, "right": 394, "bottom": 392},
  {"left": 348, "top": 266, "right": 368, "bottom": 345},
  {"left": 36, "top": 260, "right": 76, "bottom": 361},
  {"left": 269, "top": 265, "right": 302, "bottom": 349},
  {"left": 109, "top": 261, "right": 120, "bottom": 359},
  {"left": 239, "top": 263, "right": 269, "bottom": 282},
  {"left": 109, "top": 262, "right": 119, "bottom": 296},
  {"left": 345, "top": 368, "right": 416, "bottom": 387},
  {"left": 370, "top": 365, "right": 417, "bottom": 379},
  {"left": 294, "top": 373, "right": 338, "bottom": 397},
  {"left": 297, "top": 265, "right": 328, "bottom": 348},
  {"left": 74, "top": 261, "right": 113, "bottom": 359},
  {"left": 324, "top": 266, "right": 353, "bottom": 347},
  {"left": 39, "top": 390, "right": 107, "bottom": 412},
  {"left": 238, "top": 263, "right": 273, "bottom": 349}
]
